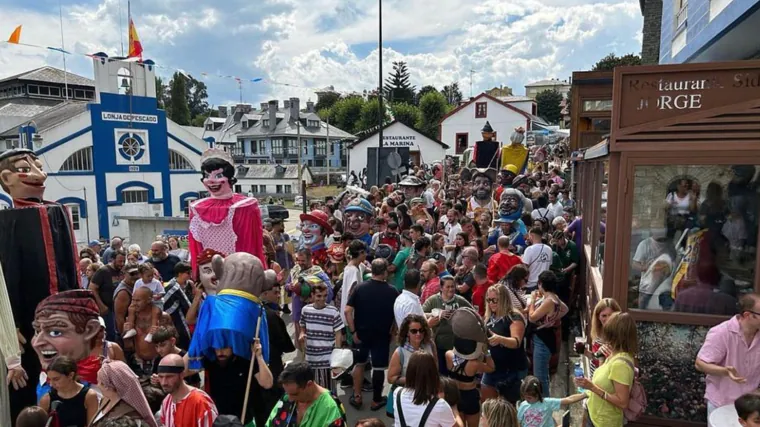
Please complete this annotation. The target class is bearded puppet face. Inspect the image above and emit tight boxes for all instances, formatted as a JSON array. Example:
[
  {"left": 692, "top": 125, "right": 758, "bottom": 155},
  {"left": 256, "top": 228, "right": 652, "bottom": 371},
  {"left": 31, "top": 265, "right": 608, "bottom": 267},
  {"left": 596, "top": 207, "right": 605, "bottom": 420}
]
[
  {"left": 344, "top": 211, "right": 371, "bottom": 237},
  {"left": 472, "top": 176, "right": 494, "bottom": 201},
  {"left": 301, "top": 219, "right": 325, "bottom": 247},
  {"left": 499, "top": 191, "right": 523, "bottom": 219},
  {"left": 202, "top": 168, "right": 234, "bottom": 199},
  {"left": 32, "top": 312, "right": 99, "bottom": 369},
  {"left": 0, "top": 153, "right": 47, "bottom": 200}
]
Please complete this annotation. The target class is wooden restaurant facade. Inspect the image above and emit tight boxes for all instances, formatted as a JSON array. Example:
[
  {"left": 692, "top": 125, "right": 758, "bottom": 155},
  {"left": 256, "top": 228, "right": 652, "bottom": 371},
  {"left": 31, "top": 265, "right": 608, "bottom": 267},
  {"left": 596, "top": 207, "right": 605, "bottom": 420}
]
[{"left": 576, "top": 60, "right": 760, "bottom": 426}]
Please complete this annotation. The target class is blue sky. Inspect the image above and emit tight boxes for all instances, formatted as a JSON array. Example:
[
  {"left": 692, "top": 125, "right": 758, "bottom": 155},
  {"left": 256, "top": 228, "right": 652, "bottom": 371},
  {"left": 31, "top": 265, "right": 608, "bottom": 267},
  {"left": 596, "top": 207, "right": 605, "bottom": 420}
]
[{"left": 0, "top": 0, "right": 643, "bottom": 107}]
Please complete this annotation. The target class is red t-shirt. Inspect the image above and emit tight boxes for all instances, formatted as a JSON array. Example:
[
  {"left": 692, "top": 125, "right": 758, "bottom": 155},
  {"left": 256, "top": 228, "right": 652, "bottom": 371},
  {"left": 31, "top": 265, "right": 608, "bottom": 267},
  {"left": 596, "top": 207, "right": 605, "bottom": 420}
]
[
  {"left": 471, "top": 280, "right": 495, "bottom": 317},
  {"left": 161, "top": 388, "right": 218, "bottom": 427},
  {"left": 487, "top": 251, "right": 522, "bottom": 283}
]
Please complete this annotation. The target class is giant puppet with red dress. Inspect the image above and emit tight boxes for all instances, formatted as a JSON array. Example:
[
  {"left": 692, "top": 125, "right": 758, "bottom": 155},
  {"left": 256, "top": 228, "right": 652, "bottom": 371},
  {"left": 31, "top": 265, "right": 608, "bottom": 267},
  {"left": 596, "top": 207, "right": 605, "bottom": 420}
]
[
  {"left": 188, "top": 148, "right": 266, "bottom": 271},
  {"left": 0, "top": 148, "right": 80, "bottom": 423}
]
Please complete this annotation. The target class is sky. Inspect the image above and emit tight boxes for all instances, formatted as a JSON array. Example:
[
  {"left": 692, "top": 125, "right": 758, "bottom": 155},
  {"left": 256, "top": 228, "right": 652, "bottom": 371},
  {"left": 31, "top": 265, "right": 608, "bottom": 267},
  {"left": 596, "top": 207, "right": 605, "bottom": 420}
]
[{"left": 0, "top": 0, "right": 643, "bottom": 108}]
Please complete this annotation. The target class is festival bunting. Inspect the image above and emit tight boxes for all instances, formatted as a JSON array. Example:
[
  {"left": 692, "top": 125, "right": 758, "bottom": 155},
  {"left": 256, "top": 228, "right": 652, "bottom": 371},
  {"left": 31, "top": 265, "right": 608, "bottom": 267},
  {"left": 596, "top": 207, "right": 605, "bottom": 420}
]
[
  {"left": 128, "top": 18, "right": 143, "bottom": 60},
  {"left": 7, "top": 25, "right": 21, "bottom": 44}
]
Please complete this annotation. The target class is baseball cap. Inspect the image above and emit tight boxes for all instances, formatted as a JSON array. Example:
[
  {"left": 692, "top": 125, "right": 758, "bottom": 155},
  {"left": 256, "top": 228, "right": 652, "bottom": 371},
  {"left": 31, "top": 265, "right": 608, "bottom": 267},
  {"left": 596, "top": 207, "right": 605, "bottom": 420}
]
[{"left": 89, "top": 240, "right": 100, "bottom": 247}]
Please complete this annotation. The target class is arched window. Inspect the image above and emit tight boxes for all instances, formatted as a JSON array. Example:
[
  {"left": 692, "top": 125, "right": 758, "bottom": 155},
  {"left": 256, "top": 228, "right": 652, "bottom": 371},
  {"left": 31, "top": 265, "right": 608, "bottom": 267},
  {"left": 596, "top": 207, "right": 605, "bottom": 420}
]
[
  {"left": 59, "top": 147, "right": 93, "bottom": 171},
  {"left": 117, "top": 67, "right": 132, "bottom": 95},
  {"left": 169, "top": 150, "right": 194, "bottom": 170}
]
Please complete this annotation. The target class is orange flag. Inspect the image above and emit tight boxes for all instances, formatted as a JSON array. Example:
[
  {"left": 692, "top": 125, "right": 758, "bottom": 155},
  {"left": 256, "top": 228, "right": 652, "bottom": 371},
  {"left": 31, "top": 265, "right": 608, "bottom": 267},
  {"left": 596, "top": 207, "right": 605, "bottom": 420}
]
[
  {"left": 128, "top": 18, "right": 143, "bottom": 60},
  {"left": 7, "top": 25, "right": 21, "bottom": 44}
]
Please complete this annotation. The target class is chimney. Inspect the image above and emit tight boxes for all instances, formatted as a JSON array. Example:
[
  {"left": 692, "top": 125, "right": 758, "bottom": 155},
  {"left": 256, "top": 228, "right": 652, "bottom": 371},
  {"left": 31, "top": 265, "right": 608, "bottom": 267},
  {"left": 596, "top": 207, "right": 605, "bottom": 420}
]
[
  {"left": 218, "top": 106, "right": 228, "bottom": 118},
  {"left": 268, "top": 100, "right": 277, "bottom": 129},
  {"left": 306, "top": 101, "right": 314, "bottom": 112},
  {"left": 289, "top": 97, "right": 300, "bottom": 121},
  {"left": 283, "top": 100, "right": 291, "bottom": 109},
  {"left": 261, "top": 102, "right": 268, "bottom": 111}
]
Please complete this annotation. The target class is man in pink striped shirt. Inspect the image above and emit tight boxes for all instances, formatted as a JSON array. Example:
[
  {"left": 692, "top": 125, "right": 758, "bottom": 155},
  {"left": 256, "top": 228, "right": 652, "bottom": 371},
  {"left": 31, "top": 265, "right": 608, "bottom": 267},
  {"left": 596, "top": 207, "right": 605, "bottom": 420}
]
[
  {"left": 159, "top": 353, "right": 218, "bottom": 427},
  {"left": 696, "top": 294, "right": 760, "bottom": 426}
]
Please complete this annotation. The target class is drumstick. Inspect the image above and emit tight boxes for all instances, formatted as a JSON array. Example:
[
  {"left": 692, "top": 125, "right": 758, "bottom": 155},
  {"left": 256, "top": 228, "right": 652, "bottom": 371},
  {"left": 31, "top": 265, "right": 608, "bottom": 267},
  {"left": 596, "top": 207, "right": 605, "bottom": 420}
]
[{"left": 241, "top": 312, "right": 264, "bottom": 421}]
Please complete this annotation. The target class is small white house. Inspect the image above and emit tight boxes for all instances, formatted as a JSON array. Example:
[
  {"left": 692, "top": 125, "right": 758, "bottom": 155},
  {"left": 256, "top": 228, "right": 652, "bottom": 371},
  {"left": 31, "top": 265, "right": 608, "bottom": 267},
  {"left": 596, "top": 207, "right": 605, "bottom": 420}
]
[
  {"left": 235, "top": 164, "right": 313, "bottom": 197},
  {"left": 439, "top": 93, "right": 548, "bottom": 156},
  {"left": 347, "top": 120, "right": 449, "bottom": 175}
]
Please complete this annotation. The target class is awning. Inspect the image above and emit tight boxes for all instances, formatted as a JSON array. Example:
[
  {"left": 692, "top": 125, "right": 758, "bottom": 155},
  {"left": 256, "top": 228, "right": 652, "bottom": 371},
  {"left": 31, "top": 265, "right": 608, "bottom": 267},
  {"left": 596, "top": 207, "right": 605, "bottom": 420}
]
[{"left": 584, "top": 137, "right": 610, "bottom": 160}]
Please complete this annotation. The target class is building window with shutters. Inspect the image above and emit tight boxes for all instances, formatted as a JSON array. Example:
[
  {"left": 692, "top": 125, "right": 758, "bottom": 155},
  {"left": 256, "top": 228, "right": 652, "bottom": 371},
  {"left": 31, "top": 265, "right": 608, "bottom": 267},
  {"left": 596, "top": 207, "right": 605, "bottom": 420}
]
[
  {"left": 66, "top": 204, "right": 80, "bottom": 230},
  {"left": 169, "top": 150, "right": 194, "bottom": 170},
  {"left": 475, "top": 102, "right": 487, "bottom": 118},
  {"left": 284, "top": 185, "right": 292, "bottom": 193},
  {"left": 122, "top": 190, "right": 148, "bottom": 204},
  {"left": 276, "top": 185, "right": 283, "bottom": 193},
  {"left": 60, "top": 147, "right": 93, "bottom": 171}
]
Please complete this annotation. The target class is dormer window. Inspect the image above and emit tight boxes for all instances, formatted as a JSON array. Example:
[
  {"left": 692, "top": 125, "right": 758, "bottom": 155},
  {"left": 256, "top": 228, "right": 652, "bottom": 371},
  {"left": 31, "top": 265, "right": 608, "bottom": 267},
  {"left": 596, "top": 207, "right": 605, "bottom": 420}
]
[
  {"left": 242, "top": 120, "right": 248, "bottom": 129},
  {"left": 263, "top": 119, "right": 270, "bottom": 127},
  {"left": 308, "top": 120, "right": 320, "bottom": 128}
]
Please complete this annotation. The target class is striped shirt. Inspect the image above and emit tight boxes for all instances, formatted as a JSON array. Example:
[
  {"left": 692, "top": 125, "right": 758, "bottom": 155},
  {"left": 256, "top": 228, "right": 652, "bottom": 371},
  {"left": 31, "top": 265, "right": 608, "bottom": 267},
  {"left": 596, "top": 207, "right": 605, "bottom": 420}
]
[
  {"left": 300, "top": 304, "right": 343, "bottom": 368},
  {"left": 160, "top": 388, "right": 218, "bottom": 427}
]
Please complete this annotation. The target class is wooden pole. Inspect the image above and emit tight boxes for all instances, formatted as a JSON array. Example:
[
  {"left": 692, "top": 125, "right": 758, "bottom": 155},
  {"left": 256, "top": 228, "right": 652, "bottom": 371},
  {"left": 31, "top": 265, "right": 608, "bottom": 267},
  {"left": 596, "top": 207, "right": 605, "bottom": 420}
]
[{"left": 241, "top": 312, "right": 264, "bottom": 422}]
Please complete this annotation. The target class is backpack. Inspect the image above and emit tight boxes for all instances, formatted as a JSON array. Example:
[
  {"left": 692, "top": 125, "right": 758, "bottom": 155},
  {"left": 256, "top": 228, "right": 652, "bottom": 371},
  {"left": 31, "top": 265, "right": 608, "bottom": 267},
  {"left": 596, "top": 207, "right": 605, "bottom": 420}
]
[
  {"left": 379, "top": 232, "right": 401, "bottom": 252},
  {"left": 619, "top": 357, "right": 647, "bottom": 421},
  {"left": 396, "top": 390, "right": 439, "bottom": 427}
]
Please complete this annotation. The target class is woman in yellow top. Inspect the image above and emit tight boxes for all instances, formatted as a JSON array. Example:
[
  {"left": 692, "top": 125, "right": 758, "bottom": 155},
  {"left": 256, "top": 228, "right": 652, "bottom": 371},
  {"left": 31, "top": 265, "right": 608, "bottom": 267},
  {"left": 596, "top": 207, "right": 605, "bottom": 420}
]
[{"left": 574, "top": 312, "right": 637, "bottom": 427}]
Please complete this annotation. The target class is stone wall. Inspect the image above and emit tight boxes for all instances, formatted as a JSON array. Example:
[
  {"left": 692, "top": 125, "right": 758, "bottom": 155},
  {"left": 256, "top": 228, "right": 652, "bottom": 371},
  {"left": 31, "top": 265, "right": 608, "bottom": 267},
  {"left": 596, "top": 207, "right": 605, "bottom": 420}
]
[{"left": 641, "top": 0, "right": 663, "bottom": 65}]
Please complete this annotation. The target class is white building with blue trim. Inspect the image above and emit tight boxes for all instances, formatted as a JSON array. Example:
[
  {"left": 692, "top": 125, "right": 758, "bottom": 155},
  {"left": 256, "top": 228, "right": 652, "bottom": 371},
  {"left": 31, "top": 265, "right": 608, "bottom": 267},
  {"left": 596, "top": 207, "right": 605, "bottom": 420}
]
[{"left": 0, "top": 55, "right": 208, "bottom": 244}]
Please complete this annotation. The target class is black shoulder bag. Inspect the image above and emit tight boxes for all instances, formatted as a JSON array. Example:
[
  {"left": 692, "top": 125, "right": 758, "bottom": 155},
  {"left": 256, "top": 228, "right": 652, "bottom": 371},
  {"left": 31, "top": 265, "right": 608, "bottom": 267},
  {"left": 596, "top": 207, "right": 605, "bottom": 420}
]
[{"left": 396, "top": 391, "right": 440, "bottom": 427}]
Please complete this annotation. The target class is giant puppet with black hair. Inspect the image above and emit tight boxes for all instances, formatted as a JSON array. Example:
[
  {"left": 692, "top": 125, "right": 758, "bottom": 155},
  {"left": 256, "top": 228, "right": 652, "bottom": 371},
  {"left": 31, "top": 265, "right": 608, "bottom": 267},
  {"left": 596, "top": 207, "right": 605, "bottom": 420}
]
[
  {"left": 188, "top": 148, "right": 266, "bottom": 273},
  {"left": 0, "top": 148, "right": 79, "bottom": 423}
]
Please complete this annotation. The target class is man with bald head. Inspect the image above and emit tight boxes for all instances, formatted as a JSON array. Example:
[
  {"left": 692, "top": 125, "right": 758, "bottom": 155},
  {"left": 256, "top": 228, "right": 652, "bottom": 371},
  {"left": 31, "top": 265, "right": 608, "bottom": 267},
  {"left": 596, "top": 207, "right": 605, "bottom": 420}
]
[
  {"left": 159, "top": 353, "right": 218, "bottom": 427},
  {"left": 124, "top": 286, "right": 166, "bottom": 376},
  {"left": 149, "top": 240, "right": 180, "bottom": 282}
]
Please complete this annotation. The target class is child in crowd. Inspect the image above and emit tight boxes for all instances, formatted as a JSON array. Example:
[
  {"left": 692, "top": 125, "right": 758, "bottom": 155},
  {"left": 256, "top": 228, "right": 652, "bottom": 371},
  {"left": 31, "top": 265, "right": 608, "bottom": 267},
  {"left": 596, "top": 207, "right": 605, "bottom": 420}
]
[
  {"left": 736, "top": 392, "right": 760, "bottom": 427},
  {"left": 517, "top": 376, "right": 586, "bottom": 427},
  {"left": 298, "top": 282, "right": 343, "bottom": 393},
  {"left": 123, "top": 263, "right": 164, "bottom": 342},
  {"left": 149, "top": 326, "right": 200, "bottom": 387}
]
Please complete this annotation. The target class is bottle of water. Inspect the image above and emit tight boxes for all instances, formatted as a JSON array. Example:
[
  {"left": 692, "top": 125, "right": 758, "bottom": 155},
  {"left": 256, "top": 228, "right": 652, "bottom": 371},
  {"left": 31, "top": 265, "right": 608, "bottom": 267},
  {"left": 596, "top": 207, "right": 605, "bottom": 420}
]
[{"left": 574, "top": 362, "right": 585, "bottom": 393}]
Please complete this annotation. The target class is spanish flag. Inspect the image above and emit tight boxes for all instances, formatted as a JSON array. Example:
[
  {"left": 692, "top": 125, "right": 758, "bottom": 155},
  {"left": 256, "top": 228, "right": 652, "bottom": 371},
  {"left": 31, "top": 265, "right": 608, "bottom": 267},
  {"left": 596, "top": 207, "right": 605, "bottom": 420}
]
[
  {"left": 7, "top": 25, "right": 21, "bottom": 44},
  {"left": 128, "top": 18, "right": 142, "bottom": 60}
]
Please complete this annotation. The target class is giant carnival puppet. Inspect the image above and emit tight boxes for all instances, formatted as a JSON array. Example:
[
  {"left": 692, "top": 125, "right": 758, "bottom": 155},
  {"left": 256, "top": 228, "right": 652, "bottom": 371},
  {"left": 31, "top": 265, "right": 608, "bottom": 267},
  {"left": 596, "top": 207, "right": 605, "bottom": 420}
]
[
  {"left": 501, "top": 127, "right": 529, "bottom": 175},
  {"left": 398, "top": 175, "right": 426, "bottom": 202},
  {"left": 188, "top": 148, "right": 266, "bottom": 273},
  {"left": 343, "top": 197, "right": 374, "bottom": 246},
  {"left": 0, "top": 148, "right": 80, "bottom": 422},
  {"left": 299, "top": 209, "right": 333, "bottom": 268},
  {"left": 465, "top": 168, "right": 498, "bottom": 219},
  {"left": 495, "top": 186, "right": 529, "bottom": 241},
  {"left": 494, "top": 163, "right": 519, "bottom": 203}
]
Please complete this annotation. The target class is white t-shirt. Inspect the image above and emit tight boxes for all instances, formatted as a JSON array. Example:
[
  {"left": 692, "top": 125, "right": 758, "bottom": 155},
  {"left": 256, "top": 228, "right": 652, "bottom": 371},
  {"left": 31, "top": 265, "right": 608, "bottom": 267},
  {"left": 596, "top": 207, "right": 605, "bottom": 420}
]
[
  {"left": 446, "top": 223, "right": 462, "bottom": 245},
  {"left": 531, "top": 208, "right": 555, "bottom": 223},
  {"left": 666, "top": 192, "right": 692, "bottom": 216},
  {"left": 340, "top": 264, "right": 365, "bottom": 325},
  {"left": 547, "top": 202, "right": 564, "bottom": 219},
  {"left": 134, "top": 278, "right": 165, "bottom": 296},
  {"left": 522, "top": 243, "right": 553, "bottom": 289},
  {"left": 393, "top": 388, "right": 456, "bottom": 427},
  {"left": 393, "top": 289, "right": 425, "bottom": 327},
  {"left": 639, "top": 253, "right": 673, "bottom": 296},
  {"left": 632, "top": 237, "right": 667, "bottom": 270},
  {"left": 423, "top": 190, "right": 435, "bottom": 209}
]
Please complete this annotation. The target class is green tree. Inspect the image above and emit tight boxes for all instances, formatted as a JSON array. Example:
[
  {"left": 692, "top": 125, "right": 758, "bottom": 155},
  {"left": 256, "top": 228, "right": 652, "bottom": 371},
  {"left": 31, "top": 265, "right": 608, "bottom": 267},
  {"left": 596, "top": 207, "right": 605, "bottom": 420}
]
[
  {"left": 357, "top": 98, "right": 391, "bottom": 132},
  {"left": 391, "top": 102, "right": 422, "bottom": 128},
  {"left": 535, "top": 89, "right": 563, "bottom": 124},
  {"left": 332, "top": 96, "right": 365, "bottom": 134},
  {"left": 416, "top": 91, "right": 449, "bottom": 140},
  {"left": 415, "top": 85, "right": 438, "bottom": 105},
  {"left": 186, "top": 76, "right": 209, "bottom": 120},
  {"left": 317, "top": 106, "right": 337, "bottom": 124},
  {"left": 168, "top": 72, "right": 191, "bottom": 125},
  {"left": 315, "top": 92, "right": 341, "bottom": 112},
  {"left": 383, "top": 61, "right": 416, "bottom": 104},
  {"left": 155, "top": 76, "right": 167, "bottom": 110},
  {"left": 592, "top": 53, "right": 642, "bottom": 71},
  {"left": 441, "top": 82, "right": 463, "bottom": 106}
]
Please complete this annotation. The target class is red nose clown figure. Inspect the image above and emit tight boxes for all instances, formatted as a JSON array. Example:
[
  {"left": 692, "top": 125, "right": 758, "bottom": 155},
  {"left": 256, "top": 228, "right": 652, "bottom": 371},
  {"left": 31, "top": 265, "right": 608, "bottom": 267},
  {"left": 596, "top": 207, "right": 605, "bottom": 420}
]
[
  {"left": 299, "top": 209, "right": 333, "bottom": 268},
  {"left": 188, "top": 149, "right": 266, "bottom": 274}
]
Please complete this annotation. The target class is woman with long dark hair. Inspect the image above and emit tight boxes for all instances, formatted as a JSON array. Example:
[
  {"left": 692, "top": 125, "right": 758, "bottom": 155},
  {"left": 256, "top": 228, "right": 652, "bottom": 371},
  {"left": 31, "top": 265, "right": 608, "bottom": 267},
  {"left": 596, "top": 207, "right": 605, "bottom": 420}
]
[
  {"left": 39, "top": 357, "right": 98, "bottom": 427},
  {"left": 393, "top": 352, "right": 463, "bottom": 427},
  {"left": 387, "top": 314, "right": 438, "bottom": 417}
]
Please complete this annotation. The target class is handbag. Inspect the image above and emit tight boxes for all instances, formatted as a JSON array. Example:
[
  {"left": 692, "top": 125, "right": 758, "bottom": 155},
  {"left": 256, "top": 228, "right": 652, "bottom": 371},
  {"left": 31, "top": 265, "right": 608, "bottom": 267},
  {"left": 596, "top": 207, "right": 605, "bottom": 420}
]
[
  {"left": 386, "top": 349, "right": 406, "bottom": 416},
  {"left": 619, "top": 357, "right": 647, "bottom": 421}
]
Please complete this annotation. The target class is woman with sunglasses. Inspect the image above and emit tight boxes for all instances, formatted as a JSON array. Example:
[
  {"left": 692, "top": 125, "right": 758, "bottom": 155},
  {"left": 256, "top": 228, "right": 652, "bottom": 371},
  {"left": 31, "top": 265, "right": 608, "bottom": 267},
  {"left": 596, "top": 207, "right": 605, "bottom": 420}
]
[
  {"left": 387, "top": 314, "right": 438, "bottom": 417},
  {"left": 481, "top": 284, "right": 527, "bottom": 404}
]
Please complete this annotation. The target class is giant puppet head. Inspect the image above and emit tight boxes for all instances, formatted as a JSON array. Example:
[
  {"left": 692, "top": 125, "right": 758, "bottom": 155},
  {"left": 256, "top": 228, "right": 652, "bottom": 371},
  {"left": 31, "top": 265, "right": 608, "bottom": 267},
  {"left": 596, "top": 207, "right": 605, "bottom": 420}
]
[
  {"left": 398, "top": 175, "right": 426, "bottom": 201},
  {"left": 432, "top": 162, "right": 443, "bottom": 181},
  {"left": 32, "top": 290, "right": 101, "bottom": 370},
  {"left": 469, "top": 168, "right": 497, "bottom": 205},
  {"left": 199, "top": 149, "right": 236, "bottom": 199},
  {"left": 446, "top": 174, "right": 462, "bottom": 199},
  {"left": 451, "top": 307, "right": 489, "bottom": 360},
  {"left": 300, "top": 209, "right": 333, "bottom": 248},
  {"left": 196, "top": 248, "right": 226, "bottom": 295},
  {"left": 343, "top": 198, "right": 373, "bottom": 241},
  {"left": 481, "top": 121, "right": 496, "bottom": 142},
  {"left": 0, "top": 148, "right": 48, "bottom": 201},
  {"left": 500, "top": 164, "right": 519, "bottom": 187},
  {"left": 498, "top": 188, "right": 525, "bottom": 223}
]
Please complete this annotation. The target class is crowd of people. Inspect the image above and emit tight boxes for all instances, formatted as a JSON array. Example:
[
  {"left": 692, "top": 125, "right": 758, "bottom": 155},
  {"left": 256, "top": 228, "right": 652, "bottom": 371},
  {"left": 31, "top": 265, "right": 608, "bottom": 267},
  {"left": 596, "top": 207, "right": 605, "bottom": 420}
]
[{"left": 11, "top": 146, "right": 760, "bottom": 427}]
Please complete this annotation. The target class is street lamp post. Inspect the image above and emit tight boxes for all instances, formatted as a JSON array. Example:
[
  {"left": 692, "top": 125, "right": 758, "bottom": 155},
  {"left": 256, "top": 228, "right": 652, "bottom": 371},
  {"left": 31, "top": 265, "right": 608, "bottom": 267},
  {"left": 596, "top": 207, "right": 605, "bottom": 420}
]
[{"left": 375, "top": 0, "right": 383, "bottom": 188}]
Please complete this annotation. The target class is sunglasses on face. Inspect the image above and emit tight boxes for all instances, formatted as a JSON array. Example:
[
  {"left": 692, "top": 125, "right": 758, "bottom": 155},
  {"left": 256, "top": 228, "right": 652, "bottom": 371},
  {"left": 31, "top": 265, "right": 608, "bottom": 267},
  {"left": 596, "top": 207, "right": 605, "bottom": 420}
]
[
  {"left": 408, "top": 328, "right": 424, "bottom": 335},
  {"left": 486, "top": 298, "right": 498, "bottom": 304}
]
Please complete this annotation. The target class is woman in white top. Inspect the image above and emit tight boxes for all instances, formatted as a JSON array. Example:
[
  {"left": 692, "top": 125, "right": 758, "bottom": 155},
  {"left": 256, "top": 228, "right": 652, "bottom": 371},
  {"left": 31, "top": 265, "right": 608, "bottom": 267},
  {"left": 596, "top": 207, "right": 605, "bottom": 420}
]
[
  {"left": 394, "top": 351, "right": 463, "bottom": 427},
  {"left": 665, "top": 178, "right": 698, "bottom": 240}
]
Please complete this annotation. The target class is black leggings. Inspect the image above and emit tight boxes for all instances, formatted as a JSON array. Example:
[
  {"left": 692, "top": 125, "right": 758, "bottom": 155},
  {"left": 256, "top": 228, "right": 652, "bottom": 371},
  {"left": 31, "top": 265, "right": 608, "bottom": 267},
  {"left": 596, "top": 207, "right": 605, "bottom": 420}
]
[{"left": 459, "top": 388, "right": 481, "bottom": 415}]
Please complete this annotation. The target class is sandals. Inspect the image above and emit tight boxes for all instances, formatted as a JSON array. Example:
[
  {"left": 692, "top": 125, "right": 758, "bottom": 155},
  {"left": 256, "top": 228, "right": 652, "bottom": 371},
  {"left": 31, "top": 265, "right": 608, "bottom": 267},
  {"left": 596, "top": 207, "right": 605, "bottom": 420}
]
[
  {"left": 349, "top": 395, "right": 363, "bottom": 410},
  {"left": 370, "top": 397, "right": 387, "bottom": 411}
]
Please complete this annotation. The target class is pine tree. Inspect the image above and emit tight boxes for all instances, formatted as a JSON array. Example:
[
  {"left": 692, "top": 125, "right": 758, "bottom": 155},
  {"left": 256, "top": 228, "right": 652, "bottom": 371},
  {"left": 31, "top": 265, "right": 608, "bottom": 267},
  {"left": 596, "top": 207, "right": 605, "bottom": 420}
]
[
  {"left": 383, "top": 61, "right": 416, "bottom": 104},
  {"left": 168, "top": 72, "right": 191, "bottom": 125},
  {"left": 441, "top": 82, "right": 463, "bottom": 106}
]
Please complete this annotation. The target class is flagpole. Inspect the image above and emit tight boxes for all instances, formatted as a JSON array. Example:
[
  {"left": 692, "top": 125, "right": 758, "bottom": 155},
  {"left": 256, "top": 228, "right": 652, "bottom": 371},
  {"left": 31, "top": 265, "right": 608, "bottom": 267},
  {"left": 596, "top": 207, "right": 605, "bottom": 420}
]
[
  {"left": 118, "top": 0, "right": 125, "bottom": 56},
  {"left": 59, "top": 0, "right": 69, "bottom": 101}
]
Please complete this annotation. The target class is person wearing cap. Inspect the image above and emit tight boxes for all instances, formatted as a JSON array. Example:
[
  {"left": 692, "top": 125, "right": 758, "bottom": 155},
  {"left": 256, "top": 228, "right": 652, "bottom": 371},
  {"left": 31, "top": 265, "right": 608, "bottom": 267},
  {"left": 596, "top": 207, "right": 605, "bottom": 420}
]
[
  {"left": 398, "top": 175, "right": 426, "bottom": 202},
  {"left": 299, "top": 209, "right": 333, "bottom": 269},
  {"left": 89, "top": 240, "right": 103, "bottom": 257},
  {"left": 495, "top": 164, "right": 519, "bottom": 202}
]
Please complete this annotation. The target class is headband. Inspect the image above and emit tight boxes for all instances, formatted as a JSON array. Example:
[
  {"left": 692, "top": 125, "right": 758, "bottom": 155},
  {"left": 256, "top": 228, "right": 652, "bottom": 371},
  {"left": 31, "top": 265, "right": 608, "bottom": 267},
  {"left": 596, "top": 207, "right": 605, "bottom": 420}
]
[{"left": 156, "top": 365, "right": 184, "bottom": 374}]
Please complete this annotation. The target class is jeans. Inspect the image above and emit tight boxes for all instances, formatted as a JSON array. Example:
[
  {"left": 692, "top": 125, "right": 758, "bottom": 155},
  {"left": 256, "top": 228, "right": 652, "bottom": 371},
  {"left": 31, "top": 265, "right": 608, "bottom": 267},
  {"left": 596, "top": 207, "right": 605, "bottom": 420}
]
[
  {"left": 533, "top": 335, "right": 552, "bottom": 397},
  {"left": 103, "top": 310, "right": 116, "bottom": 342},
  {"left": 707, "top": 401, "right": 716, "bottom": 427}
]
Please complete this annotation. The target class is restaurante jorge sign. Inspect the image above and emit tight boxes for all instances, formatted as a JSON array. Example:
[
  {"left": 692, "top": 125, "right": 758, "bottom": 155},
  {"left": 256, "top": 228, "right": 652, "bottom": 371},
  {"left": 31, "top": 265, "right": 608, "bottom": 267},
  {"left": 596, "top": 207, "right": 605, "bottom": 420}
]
[{"left": 618, "top": 64, "right": 760, "bottom": 128}]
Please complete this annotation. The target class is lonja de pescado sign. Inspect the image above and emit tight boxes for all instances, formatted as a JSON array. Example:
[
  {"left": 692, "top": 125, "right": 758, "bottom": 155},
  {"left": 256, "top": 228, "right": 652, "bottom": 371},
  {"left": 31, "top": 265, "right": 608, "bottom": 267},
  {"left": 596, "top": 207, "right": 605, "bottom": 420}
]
[{"left": 618, "top": 66, "right": 760, "bottom": 128}]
